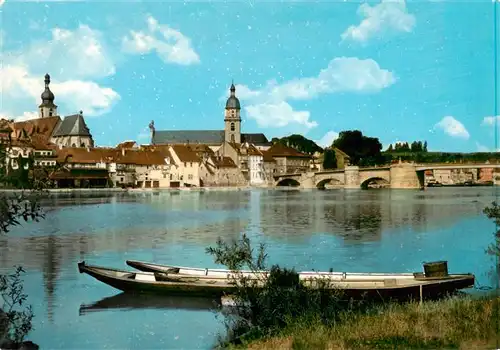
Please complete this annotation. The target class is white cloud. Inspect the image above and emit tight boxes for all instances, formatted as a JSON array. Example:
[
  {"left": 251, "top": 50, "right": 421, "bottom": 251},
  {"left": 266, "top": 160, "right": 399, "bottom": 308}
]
[
  {"left": 246, "top": 101, "right": 317, "bottom": 129},
  {"left": 11, "top": 25, "right": 116, "bottom": 80},
  {"left": 232, "top": 57, "right": 396, "bottom": 130},
  {"left": 0, "top": 111, "right": 39, "bottom": 122},
  {"left": 482, "top": 115, "right": 500, "bottom": 126},
  {"left": 122, "top": 15, "right": 200, "bottom": 65},
  {"left": 315, "top": 131, "right": 339, "bottom": 148},
  {"left": 0, "top": 25, "right": 120, "bottom": 119},
  {"left": 341, "top": 0, "right": 416, "bottom": 43},
  {"left": 434, "top": 116, "right": 470, "bottom": 140}
]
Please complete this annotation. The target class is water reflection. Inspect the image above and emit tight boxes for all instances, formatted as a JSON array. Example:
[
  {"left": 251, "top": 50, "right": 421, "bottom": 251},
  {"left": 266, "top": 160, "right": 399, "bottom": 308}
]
[
  {"left": 0, "top": 188, "right": 496, "bottom": 349},
  {"left": 256, "top": 189, "right": 493, "bottom": 244},
  {"left": 79, "top": 293, "right": 220, "bottom": 315}
]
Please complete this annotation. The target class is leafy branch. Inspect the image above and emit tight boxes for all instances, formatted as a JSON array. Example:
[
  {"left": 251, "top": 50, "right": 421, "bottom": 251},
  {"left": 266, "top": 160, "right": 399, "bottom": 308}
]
[{"left": 0, "top": 267, "right": 34, "bottom": 344}]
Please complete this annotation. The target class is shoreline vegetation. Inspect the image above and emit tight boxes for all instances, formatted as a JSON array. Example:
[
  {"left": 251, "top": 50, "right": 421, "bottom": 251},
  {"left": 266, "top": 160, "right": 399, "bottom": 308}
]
[
  {"left": 204, "top": 234, "right": 500, "bottom": 350},
  {"left": 236, "top": 295, "right": 500, "bottom": 350}
]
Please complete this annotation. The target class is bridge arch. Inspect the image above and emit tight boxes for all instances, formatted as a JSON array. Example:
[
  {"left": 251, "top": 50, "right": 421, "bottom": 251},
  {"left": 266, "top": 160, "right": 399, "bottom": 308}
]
[
  {"left": 276, "top": 178, "right": 301, "bottom": 187},
  {"left": 316, "top": 178, "right": 343, "bottom": 189},
  {"left": 360, "top": 177, "right": 390, "bottom": 189}
]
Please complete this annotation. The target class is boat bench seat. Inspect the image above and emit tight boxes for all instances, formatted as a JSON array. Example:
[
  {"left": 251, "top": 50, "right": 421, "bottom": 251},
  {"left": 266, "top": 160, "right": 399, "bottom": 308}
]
[{"left": 134, "top": 273, "right": 156, "bottom": 282}]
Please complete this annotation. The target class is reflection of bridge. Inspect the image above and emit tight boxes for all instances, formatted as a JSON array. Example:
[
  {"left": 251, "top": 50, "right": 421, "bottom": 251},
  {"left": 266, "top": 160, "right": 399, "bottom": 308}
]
[{"left": 273, "top": 162, "right": 500, "bottom": 189}]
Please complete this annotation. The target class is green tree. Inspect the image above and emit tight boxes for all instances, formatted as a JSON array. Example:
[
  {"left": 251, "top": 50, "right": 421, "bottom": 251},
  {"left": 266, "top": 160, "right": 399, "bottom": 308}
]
[
  {"left": 0, "top": 121, "right": 67, "bottom": 349},
  {"left": 333, "top": 130, "right": 384, "bottom": 166},
  {"left": 205, "top": 234, "right": 354, "bottom": 347},
  {"left": 322, "top": 149, "right": 337, "bottom": 169},
  {"left": 483, "top": 202, "right": 500, "bottom": 289},
  {"left": 272, "top": 134, "right": 323, "bottom": 155},
  {"left": 483, "top": 202, "right": 500, "bottom": 258}
]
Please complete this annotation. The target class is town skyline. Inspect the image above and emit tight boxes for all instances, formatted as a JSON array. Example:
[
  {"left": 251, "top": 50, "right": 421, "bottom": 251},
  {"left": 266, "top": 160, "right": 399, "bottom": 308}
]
[{"left": 0, "top": 1, "right": 497, "bottom": 152}]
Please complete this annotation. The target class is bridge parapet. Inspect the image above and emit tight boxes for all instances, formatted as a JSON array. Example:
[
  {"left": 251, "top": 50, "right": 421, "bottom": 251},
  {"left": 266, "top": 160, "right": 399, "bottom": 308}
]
[{"left": 273, "top": 162, "right": 500, "bottom": 189}]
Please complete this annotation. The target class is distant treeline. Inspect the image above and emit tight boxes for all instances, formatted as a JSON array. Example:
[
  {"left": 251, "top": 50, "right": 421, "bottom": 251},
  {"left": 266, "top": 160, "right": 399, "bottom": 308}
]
[
  {"left": 386, "top": 141, "right": 427, "bottom": 153},
  {"left": 272, "top": 131, "right": 500, "bottom": 167},
  {"left": 383, "top": 152, "right": 500, "bottom": 164}
]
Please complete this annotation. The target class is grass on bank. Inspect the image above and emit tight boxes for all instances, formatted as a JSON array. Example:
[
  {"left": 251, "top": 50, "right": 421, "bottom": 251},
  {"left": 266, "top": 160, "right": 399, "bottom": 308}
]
[{"left": 236, "top": 296, "right": 500, "bottom": 350}]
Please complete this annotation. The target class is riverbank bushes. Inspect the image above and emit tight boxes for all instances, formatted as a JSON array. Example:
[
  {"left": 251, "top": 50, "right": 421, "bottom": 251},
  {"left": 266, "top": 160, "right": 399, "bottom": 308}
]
[
  {"left": 205, "top": 234, "right": 364, "bottom": 347},
  {"left": 206, "top": 234, "right": 498, "bottom": 349},
  {"left": 239, "top": 295, "right": 500, "bottom": 350}
]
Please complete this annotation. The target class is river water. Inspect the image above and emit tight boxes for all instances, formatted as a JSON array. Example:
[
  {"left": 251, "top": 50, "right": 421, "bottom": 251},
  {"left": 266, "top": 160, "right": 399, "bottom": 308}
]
[{"left": 0, "top": 188, "right": 498, "bottom": 349}]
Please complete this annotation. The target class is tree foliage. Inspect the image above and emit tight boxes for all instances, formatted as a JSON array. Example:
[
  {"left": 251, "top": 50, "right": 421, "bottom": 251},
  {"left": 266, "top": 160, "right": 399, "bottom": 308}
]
[
  {"left": 271, "top": 134, "right": 323, "bottom": 155},
  {"left": 483, "top": 202, "right": 500, "bottom": 257},
  {"left": 205, "top": 234, "right": 267, "bottom": 271},
  {"left": 384, "top": 151, "right": 500, "bottom": 164},
  {"left": 0, "top": 122, "right": 62, "bottom": 348},
  {"left": 205, "top": 234, "right": 366, "bottom": 347},
  {"left": 333, "top": 130, "right": 384, "bottom": 166},
  {"left": 322, "top": 149, "right": 337, "bottom": 170},
  {"left": 386, "top": 141, "right": 428, "bottom": 153},
  {"left": 0, "top": 267, "right": 34, "bottom": 345}
]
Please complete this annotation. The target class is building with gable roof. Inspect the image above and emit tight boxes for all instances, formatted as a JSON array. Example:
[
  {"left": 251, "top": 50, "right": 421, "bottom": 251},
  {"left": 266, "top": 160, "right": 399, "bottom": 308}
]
[
  {"left": 6, "top": 74, "right": 94, "bottom": 151},
  {"left": 149, "top": 84, "right": 272, "bottom": 152}
]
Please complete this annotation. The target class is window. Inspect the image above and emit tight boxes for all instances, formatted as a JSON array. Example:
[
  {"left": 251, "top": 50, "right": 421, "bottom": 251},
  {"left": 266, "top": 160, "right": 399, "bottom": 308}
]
[
  {"left": 170, "top": 174, "right": 173, "bottom": 180},
  {"left": 230, "top": 122, "right": 235, "bottom": 131},
  {"left": 120, "top": 177, "right": 124, "bottom": 182},
  {"left": 49, "top": 111, "right": 53, "bottom": 117},
  {"left": 163, "top": 174, "right": 166, "bottom": 178},
  {"left": 231, "top": 134, "right": 235, "bottom": 143},
  {"left": 188, "top": 174, "right": 193, "bottom": 180}
]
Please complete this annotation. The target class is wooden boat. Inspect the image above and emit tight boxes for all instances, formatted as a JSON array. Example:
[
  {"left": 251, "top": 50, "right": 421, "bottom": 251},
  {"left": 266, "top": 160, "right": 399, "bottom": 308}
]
[
  {"left": 78, "top": 261, "right": 238, "bottom": 297},
  {"left": 121, "top": 260, "right": 476, "bottom": 301},
  {"left": 79, "top": 292, "right": 219, "bottom": 315}
]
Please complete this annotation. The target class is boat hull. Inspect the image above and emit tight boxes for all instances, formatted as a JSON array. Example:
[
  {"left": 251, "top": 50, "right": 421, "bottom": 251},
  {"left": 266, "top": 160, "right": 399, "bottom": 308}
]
[
  {"left": 78, "top": 261, "right": 237, "bottom": 297},
  {"left": 121, "top": 261, "right": 476, "bottom": 302}
]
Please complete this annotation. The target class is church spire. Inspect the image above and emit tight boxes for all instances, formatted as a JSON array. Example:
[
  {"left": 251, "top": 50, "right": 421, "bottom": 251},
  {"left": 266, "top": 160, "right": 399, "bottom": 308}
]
[
  {"left": 230, "top": 80, "right": 236, "bottom": 96},
  {"left": 39, "top": 73, "right": 58, "bottom": 118},
  {"left": 40, "top": 73, "right": 56, "bottom": 106}
]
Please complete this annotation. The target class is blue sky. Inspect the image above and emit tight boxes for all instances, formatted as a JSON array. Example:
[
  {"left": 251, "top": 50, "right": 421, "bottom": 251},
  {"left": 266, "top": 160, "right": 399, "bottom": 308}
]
[{"left": 0, "top": 0, "right": 498, "bottom": 152}]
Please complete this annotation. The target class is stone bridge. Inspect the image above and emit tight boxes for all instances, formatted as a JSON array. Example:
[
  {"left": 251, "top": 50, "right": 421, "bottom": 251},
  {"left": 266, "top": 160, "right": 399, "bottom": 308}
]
[{"left": 273, "top": 162, "right": 500, "bottom": 189}]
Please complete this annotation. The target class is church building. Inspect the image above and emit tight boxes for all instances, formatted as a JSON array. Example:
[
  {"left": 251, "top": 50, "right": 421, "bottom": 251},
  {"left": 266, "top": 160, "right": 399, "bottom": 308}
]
[
  {"left": 8, "top": 73, "right": 95, "bottom": 150},
  {"left": 149, "top": 83, "right": 271, "bottom": 151}
]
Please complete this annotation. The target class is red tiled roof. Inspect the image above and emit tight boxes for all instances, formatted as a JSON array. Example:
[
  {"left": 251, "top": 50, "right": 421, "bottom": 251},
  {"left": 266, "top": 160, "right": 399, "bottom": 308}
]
[
  {"left": 55, "top": 147, "right": 117, "bottom": 164},
  {"left": 116, "top": 141, "right": 136, "bottom": 149},
  {"left": 261, "top": 151, "right": 276, "bottom": 163},
  {"left": 215, "top": 156, "right": 237, "bottom": 168},
  {"left": 115, "top": 149, "right": 168, "bottom": 166},
  {"left": 11, "top": 116, "right": 61, "bottom": 142},
  {"left": 170, "top": 144, "right": 201, "bottom": 163},
  {"left": 266, "top": 143, "right": 311, "bottom": 158},
  {"left": 55, "top": 147, "right": 169, "bottom": 166}
]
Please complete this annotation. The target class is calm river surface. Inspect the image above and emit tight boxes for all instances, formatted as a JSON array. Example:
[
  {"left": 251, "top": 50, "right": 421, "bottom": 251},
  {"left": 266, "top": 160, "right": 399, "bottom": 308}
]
[{"left": 0, "top": 188, "right": 498, "bottom": 349}]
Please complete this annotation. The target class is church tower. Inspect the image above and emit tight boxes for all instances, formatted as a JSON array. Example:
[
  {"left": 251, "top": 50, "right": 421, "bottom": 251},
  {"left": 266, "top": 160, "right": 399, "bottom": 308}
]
[
  {"left": 224, "top": 82, "right": 241, "bottom": 144},
  {"left": 39, "top": 74, "right": 58, "bottom": 118}
]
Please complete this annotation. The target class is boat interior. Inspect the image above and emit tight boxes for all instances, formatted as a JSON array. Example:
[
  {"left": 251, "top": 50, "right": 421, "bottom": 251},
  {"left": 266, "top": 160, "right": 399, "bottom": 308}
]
[{"left": 90, "top": 265, "right": 471, "bottom": 290}]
